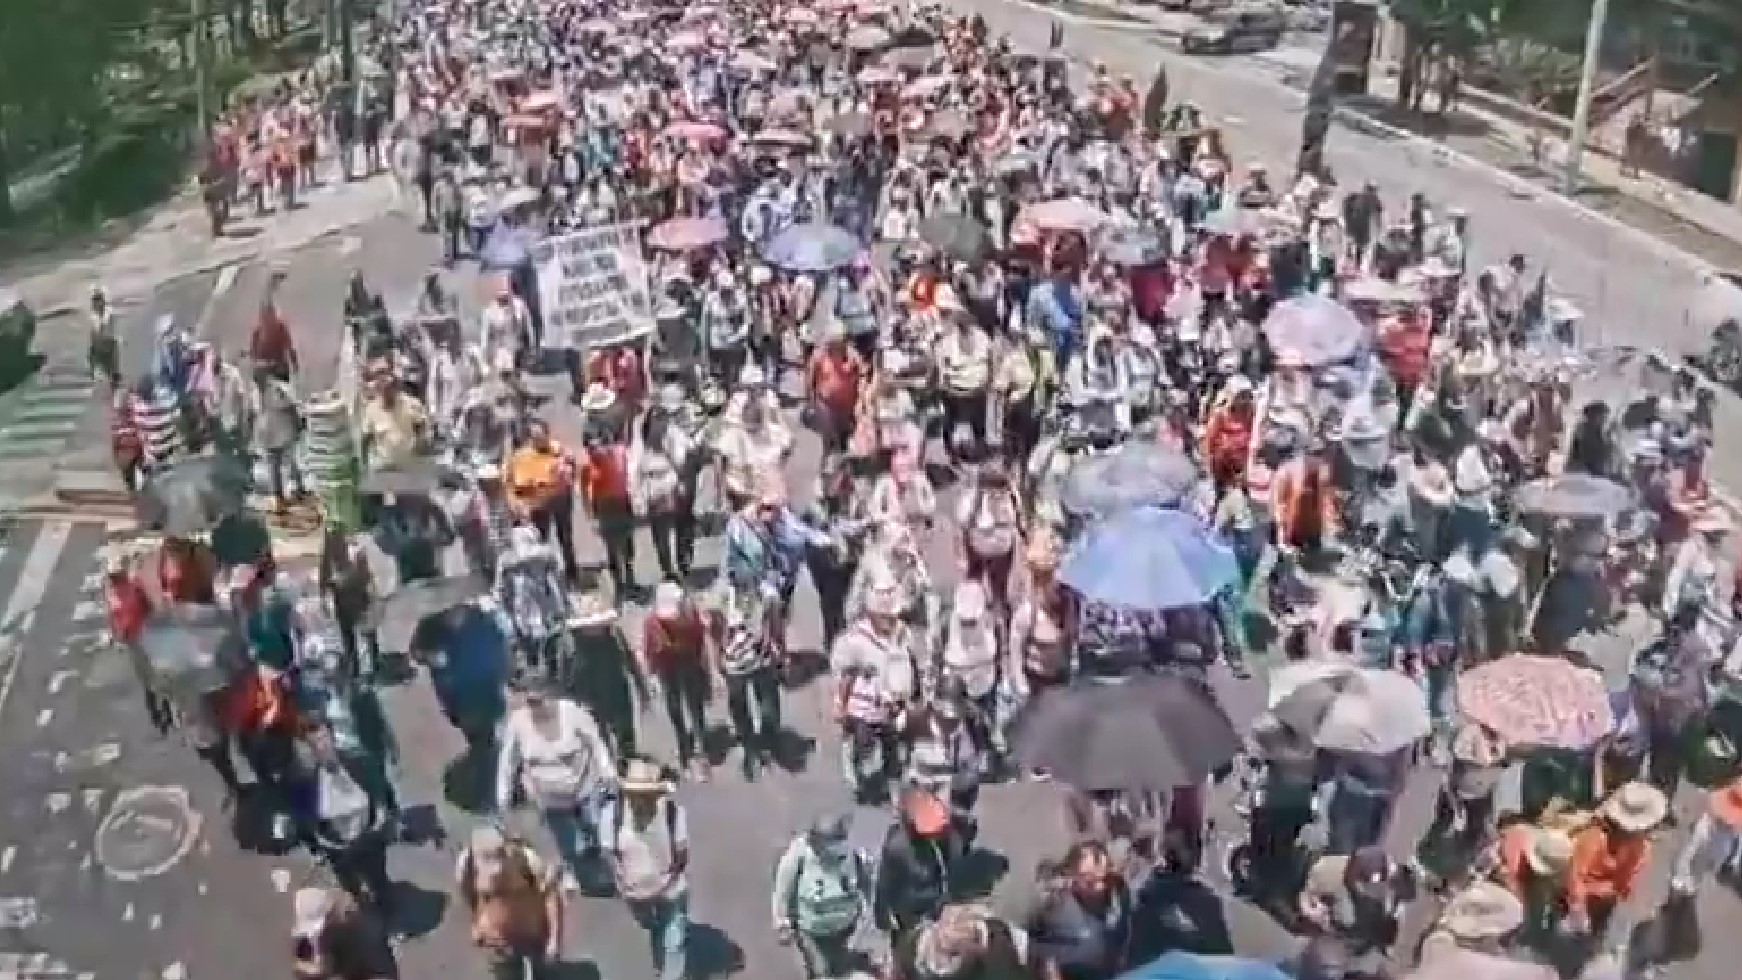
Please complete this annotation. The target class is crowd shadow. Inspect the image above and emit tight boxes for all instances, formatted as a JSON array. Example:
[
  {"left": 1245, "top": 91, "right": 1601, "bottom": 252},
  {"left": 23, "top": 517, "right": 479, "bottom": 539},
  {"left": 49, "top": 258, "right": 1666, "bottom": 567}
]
[
  {"left": 690, "top": 921, "right": 747, "bottom": 978},
  {"left": 389, "top": 880, "right": 449, "bottom": 939}
]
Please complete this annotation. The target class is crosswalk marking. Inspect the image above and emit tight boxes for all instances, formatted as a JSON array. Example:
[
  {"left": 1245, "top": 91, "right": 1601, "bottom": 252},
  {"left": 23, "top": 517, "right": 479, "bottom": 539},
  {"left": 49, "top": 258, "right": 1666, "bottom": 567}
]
[
  {"left": 0, "top": 523, "right": 71, "bottom": 721},
  {"left": 0, "top": 369, "right": 98, "bottom": 464}
]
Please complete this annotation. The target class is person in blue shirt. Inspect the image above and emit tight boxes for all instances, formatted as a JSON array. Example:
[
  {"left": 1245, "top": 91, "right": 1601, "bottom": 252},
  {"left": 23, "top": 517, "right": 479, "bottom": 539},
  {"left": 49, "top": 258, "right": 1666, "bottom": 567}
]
[
  {"left": 724, "top": 484, "right": 832, "bottom": 631},
  {"left": 1026, "top": 262, "right": 1085, "bottom": 367},
  {"left": 415, "top": 603, "right": 512, "bottom": 804}
]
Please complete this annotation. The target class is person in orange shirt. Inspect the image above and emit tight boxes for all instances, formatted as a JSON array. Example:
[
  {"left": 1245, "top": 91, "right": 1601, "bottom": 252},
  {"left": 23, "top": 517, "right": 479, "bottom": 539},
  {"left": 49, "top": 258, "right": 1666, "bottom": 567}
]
[
  {"left": 1271, "top": 443, "right": 1339, "bottom": 558},
  {"left": 508, "top": 419, "right": 581, "bottom": 586},
  {"left": 805, "top": 324, "right": 867, "bottom": 455},
  {"left": 1565, "top": 782, "right": 1666, "bottom": 947},
  {"left": 575, "top": 423, "right": 639, "bottom": 597}
]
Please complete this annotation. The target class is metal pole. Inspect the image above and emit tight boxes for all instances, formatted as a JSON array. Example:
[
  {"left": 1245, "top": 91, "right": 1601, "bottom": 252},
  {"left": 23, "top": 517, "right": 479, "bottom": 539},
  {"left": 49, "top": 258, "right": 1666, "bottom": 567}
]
[
  {"left": 1562, "top": 0, "right": 1612, "bottom": 195},
  {"left": 192, "top": 0, "right": 210, "bottom": 136}
]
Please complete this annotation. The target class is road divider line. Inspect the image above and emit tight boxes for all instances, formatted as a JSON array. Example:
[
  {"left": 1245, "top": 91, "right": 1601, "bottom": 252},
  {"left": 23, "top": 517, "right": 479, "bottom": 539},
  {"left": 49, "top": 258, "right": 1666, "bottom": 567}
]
[{"left": 193, "top": 263, "right": 240, "bottom": 341}]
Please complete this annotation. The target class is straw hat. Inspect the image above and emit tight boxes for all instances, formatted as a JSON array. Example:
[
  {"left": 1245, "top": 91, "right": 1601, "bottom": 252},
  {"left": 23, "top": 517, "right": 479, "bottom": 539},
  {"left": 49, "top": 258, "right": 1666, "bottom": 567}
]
[
  {"left": 570, "top": 588, "right": 618, "bottom": 628},
  {"left": 620, "top": 758, "right": 676, "bottom": 795},
  {"left": 580, "top": 382, "right": 617, "bottom": 412},
  {"left": 1601, "top": 781, "right": 1669, "bottom": 832},
  {"left": 1709, "top": 778, "right": 1742, "bottom": 829},
  {"left": 1439, "top": 882, "right": 1524, "bottom": 941},
  {"left": 1453, "top": 451, "right": 1493, "bottom": 495},
  {"left": 1520, "top": 826, "right": 1576, "bottom": 876},
  {"left": 1450, "top": 722, "right": 1506, "bottom": 767}
]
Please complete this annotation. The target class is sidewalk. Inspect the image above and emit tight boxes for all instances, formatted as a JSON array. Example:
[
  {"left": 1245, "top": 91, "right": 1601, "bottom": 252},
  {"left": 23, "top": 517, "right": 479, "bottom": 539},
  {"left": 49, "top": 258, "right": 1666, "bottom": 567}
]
[{"left": 2, "top": 170, "right": 401, "bottom": 319}]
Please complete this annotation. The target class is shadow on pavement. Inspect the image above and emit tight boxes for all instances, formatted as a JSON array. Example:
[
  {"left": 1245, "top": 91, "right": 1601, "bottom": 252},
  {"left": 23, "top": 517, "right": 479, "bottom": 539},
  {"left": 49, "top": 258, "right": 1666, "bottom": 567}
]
[
  {"left": 390, "top": 880, "right": 451, "bottom": 939},
  {"left": 690, "top": 921, "right": 748, "bottom": 978},
  {"left": 1342, "top": 95, "right": 1495, "bottom": 142}
]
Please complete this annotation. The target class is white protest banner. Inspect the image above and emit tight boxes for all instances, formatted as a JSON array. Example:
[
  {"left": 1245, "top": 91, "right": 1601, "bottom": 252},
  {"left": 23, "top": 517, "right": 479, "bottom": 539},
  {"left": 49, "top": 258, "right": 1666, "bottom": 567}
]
[{"left": 532, "top": 221, "right": 655, "bottom": 350}]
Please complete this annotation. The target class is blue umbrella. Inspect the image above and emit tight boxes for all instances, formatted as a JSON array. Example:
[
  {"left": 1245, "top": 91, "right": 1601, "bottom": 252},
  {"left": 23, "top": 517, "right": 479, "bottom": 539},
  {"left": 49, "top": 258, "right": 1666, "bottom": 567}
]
[
  {"left": 1120, "top": 953, "right": 1290, "bottom": 980},
  {"left": 761, "top": 222, "right": 861, "bottom": 272},
  {"left": 480, "top": 224, "right": 536, "bottom": 271},
  {"left": 1060, "top": 507, "right": 1239, "bottom": 610}
]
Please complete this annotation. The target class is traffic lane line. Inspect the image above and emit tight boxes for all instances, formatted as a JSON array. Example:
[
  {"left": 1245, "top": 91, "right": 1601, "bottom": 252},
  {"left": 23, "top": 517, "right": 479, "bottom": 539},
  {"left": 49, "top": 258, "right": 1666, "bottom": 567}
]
[
  {"left": 951, "top": 0, "right": 1709, "bottom": 359},
  {"left": 0, "top": 521, "right": 288, "bottom": 980}
]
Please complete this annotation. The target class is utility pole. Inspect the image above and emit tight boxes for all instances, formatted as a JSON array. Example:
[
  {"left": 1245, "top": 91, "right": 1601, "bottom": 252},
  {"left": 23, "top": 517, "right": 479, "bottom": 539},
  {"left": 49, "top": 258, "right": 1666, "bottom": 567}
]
[
  {"left": 338, "top": 0, "right": 358, "bottom": 178},
  {"left": 1563, "top": 0, "right": 1613, "bottom": 195}
]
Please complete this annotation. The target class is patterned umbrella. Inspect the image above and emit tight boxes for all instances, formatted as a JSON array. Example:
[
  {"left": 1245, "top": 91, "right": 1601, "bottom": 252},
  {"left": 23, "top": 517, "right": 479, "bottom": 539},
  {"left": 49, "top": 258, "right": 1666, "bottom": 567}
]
[
  {"left": 1010, "top": 674, "right": 1241, "bottom": 792},
  {"left": 1458, "top": 654, "right": 1613, "bottom": 750},
  {"left": 663, "top": 120, "right": 726, "bottom": 145},
  {"left": 844, "top": 24, "right": 891, "bottom": 50},
  {"left": 1262, "top": 295, "right": 1367, "bottom": 367},
  {"left": 761, "top": 222, "right": 860, "bottom": 272},
  {"left": 647, "top": 215, "right": 730, "bottom": 252},
  {"left": 1119, "top": 953, "right": 1290, "bottom": 980}
]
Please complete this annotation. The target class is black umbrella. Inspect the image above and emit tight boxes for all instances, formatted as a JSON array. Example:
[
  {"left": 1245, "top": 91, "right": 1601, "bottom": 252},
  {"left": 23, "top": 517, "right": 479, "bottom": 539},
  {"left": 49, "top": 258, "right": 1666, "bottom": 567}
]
[
  {"left": 137, "top": 455, "right": 251, "bottom": 537},
  {"left": 367, "top": 575, "right": 488, "bottom": 654},
  {"left": 891, "top": 25, "right": 935, "bottom": 47},
  {"left": 135, "top": 602, "right": 250, "bottom": 700},
  {"left": 919, "top": 211, "right": 992, "bottom": 263},
  {"left": 1010, "top": 674, "right": 1241, "bottom": 793}
]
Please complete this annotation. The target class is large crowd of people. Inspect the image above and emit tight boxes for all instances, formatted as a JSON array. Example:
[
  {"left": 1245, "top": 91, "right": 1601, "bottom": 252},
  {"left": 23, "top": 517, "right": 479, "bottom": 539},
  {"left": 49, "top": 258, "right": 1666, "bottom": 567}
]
[{"left": 88, "top": 0, "right": 1742, "bottom": 979}]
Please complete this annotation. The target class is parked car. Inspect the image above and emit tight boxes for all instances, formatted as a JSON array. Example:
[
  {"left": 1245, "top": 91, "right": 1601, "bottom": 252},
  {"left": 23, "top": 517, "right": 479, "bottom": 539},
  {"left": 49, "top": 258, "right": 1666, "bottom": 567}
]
[
  {"left": 0, "top": 289, "right": 37, "bottom": 373},
  {"left": 1181, "top": 7, "right": 1287, "bottom": 54}
]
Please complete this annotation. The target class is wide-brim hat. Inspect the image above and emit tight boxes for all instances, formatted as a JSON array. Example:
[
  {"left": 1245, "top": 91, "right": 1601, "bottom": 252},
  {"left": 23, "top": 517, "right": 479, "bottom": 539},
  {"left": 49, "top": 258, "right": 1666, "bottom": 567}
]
[
  {"left": 620, "top": 758, "right": 675, "bottom": 794},
  {"left": 653, "top": 581, "right": 686, "bottom": 618},
  {"left": 1521, "top": 826, "right": 1576, "bottom": 876},
  {"left": 1601, "top": 781, "right": 1669, "bottom": 832},
  {"left": 581, "top": 383, "right": 617, "bottom": 412},
  {"left": 1693, "top": 508, "right": 1733, "bottom": 536},
  {"left": 569, "top": 590, "right": 618, "bottom": 628},
  {"left": 1440, "top": 881, "right": 1524, "bottom": 941}
]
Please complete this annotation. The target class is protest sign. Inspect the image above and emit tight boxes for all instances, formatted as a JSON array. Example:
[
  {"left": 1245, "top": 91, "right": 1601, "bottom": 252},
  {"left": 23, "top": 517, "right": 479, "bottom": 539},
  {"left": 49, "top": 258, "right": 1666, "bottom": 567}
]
[{"left": 532, "top": 222, "right": 654, "bottom": 350}]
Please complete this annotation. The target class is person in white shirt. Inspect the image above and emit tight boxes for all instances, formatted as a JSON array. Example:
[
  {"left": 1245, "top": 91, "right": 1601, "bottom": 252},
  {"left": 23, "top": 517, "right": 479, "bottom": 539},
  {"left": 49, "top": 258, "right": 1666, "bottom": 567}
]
[
  {"left": 603, "top": 759, "right": 691, "bottom": 980},
  {"left": 933, "top": 286, "right": 993, "bottom": 458},
  {"left": 496, "top": 678, "right": 619, "bottom": 891},
  {"left": 481, "top": 285, "right": 532, "bottom": 372}
]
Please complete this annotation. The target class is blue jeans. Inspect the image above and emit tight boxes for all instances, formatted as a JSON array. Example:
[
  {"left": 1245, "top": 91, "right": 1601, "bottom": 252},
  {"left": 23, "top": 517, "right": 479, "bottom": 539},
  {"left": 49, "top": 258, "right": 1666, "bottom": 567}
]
[
  {"left": 627, "top": 891, "right": 690, "bottom": 980},
  {"left": 542, "top": 786, "right": 612, "bottom": 883}
]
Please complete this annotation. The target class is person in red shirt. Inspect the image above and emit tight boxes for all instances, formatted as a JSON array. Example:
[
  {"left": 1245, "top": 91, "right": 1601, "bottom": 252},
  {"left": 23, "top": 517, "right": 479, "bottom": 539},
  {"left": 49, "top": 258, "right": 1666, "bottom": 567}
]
[
  {"left": 251, "top": 266, "right": 299, "bottom": 381},
  {"left": 805, "top": 326, "right": 867, "bottom": 455},
  {"left": 641, "top": 582, "right": 714, "bottom": 779},
  {"left": 156, "top": 536, "right": 218, "bottom": 605},
  {"left": 587, "top": 341, "right": 647, "bottom": 412},
  {"left": 578, "top": 424, "right": 638, "bottom": 597},
  {"left": 1203, "top": 376, "right": 1257, "bottom": 493},
  {"left": 105, "top": 551, "right": 174, "bottom": 734}
]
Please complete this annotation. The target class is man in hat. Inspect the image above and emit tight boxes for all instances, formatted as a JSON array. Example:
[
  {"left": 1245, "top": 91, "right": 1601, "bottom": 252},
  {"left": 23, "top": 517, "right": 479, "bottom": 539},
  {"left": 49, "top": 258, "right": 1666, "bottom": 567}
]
[
  {"left": 1496, "top": 822, "right": 1576, "bottom": 941},
  {"left": 1566, "top": 782, "right": 1667, "bottom": 943},
  {"left": 512, "top": 419, "right": 585, "bottom": 588},
  {"left": 1668, "top": 775, "right": 1742, "bottom": 898},
  {"left": 569, "top": 584, "right": 650, "bottom": 760},
  {"left": 290, "top": 884, "right": 397, "bottom": 980},
  {"left": 805, "top": 321, "right": 869, "bottom": 456},
  {"left": 481, "top": 280, "right": 533, "bottom": 373},
  {"left": 1298, "top": 845, "right": 1418, "bottom": 956},
  {"left": 455, "top": 824, "right": 565, "bottom": 980},
  {"left": 603, "top": 758, "right": 691, "bottom": 980},
  {"left": 1422, "top": 880, "right": 1524, "bottom": 959},
  {"left": 888, "top": 902, "right": 1027, "bottom": 980},
  {"left": 772, "top": 812, "right": 872, "bottom": 980},
  {"left": 935, "top": 285, "right": 993, "bottom": 459}
]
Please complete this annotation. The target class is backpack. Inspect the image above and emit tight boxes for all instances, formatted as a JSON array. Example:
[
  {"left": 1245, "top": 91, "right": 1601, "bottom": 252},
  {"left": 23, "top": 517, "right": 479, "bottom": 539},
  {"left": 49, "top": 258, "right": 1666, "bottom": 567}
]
[{"left": 789, "top": 842, "right": 869, "bottom": 937}]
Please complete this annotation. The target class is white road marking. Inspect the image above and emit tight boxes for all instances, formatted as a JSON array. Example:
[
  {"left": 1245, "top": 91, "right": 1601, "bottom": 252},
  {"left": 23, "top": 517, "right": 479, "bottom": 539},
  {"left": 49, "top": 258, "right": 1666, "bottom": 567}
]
[
  {"left": 33, "top": 708, "right": 50, "bottom": 727},
  {"left": 270, "top": 868, "right": 292, "bottom": 892},
  {"left": 149, "top": 913, "right": 162, "bottom": 930},
  {"left": 338, "top": 234, "right": 363, "bottom": 255},
  {"left": 163, "top": 962, "right": 187, "bottom": 980},
  {"left": 193, "top": 264, "right": 241, "bottom": 339},
  {"left": 81, "top": 789, "right": 103, "bottom": 813},
  {"left": 44, "top": 793, "right": 69, "bottom": 814},
  {"left": 0, "top": 847, "right": 14, "bottom": 873},
  {"left": 123, "top": 903, "right": 135, "bottom": 921},
  {"left": 46, "top": 671, "right": 74, "bottom": 695},
  {"left": 68, "top": 599, "right": 104, "bottom": 624},
  {"left": 0, "top": 522, "right": 71, "bottom": 722}
]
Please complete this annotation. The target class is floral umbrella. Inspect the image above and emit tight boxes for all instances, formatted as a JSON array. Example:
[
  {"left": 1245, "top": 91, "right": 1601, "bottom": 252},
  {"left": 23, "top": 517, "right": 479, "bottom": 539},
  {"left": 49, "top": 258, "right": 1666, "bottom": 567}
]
[{"left": 1457, "top": 654, "right": 1613, "bottom": 750}]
